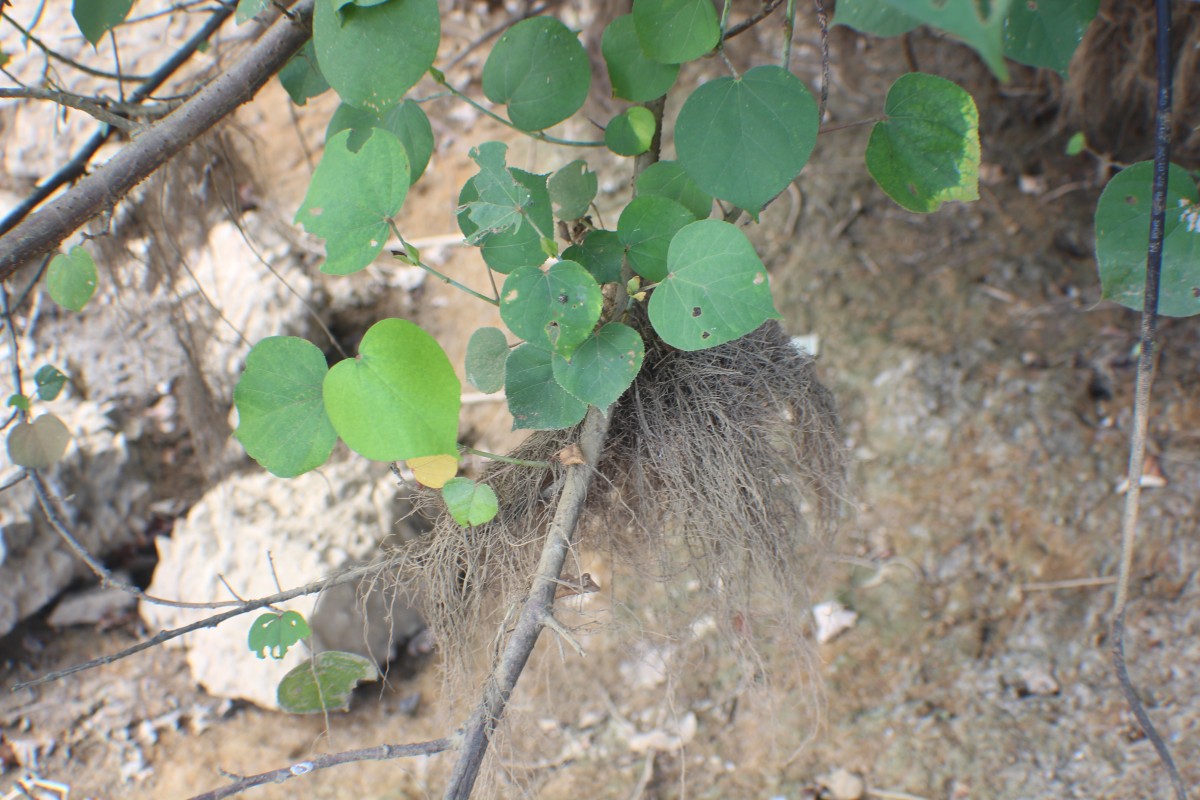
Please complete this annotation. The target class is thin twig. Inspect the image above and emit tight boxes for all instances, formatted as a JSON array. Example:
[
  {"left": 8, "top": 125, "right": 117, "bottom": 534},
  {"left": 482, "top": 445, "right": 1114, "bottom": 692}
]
[
  {"left": 437, "top": 82, "right": 605, "bottom": 148},
  {"left": 1109, "top": 1, "right": 1188, "bottom": 797},
  {"left": 0, "top": 88, "right": 142, "bottom": 132},
  {"left": 443, "top": 2, "right": 553, "bottom": 71},
  {"left": 461, "top": 446, "right": 551, "bottom": 470},
  {"left": 186, "top": 738, "right": 455, "bottom": 800},
  {"left": 813, "top": 0, "right": 831, "bottom": 120},
  {"left": 12, "top": 560, "right": 375, "bottom": 691},
  {"left": 0, "top": 11, "right": 153, "bottom": 82},
  {"left": 724, "top": 0, "right": 786, "bottom": 41}
]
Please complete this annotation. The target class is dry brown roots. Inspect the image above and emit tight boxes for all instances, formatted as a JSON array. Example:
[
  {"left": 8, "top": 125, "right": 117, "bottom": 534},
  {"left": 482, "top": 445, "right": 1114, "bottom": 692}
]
[{"left": 396, "top": 319, "right": 848, "bottom": 687}]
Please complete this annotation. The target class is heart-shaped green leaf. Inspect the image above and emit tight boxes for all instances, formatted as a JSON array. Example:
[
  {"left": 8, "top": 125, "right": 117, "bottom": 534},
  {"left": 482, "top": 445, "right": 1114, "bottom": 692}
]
[
  {"left": 1095, "top": 161, "right": 1200, "bottom": 318},
  {"left": 441, "top": 478, "right": 499, "bottom": 527},
  {"left": 47, "top": 246, "right": 99, "bottom": 312},
  {"left": 458, "top": 168, "right": 553, "bottom": 274},
  {"left": 618, "top": 195, "right": 695, "bottom": 282},
  {"left": 548, "top": 160, "right": 598, "bottom": 221},
  {"left": 562, "top": 229, "right": 624, "bottom": 285},
  {"left": 7, "top": 413, "right": 71, "bottom": 469},
  {"left": 648, "top": 220, "right": 780, "bottom": 350},
  {"left": 601, "top": 14, "right": 678, "bottom": 101},
  {"left": 605, "top": 107, "right": 657, "bottom": 156},
  {"left": 500, "top": 261, "right": 602, "bottom": 358},
  {"left": 552, "top": 322, "right": 645, "bottom": 408},
  {"left": 465, "top": 327, "right": 509, "bottom": 393},
  {"left": 277, "top": 651, "right": 378, "bottom": 714},
  {"left": 866, "top": 73, "right": 980, "bottom": 213},
  {"left": 635, "top": 160, "right": 712, "bottom": 220},
  {"left": 323, "top": 319, "right": 461, "bottom": 461},
  {"left": 312, "top": 0, "right": 439, "bottom": 113},
  {"left": 326, "top": 100, "right": 434, "bottom": 183},
  {"left": 632, "top": 0, "right": 719, "bottom": 64},
  {"left": 885, "top": 0, "right": 1013, "bottom": 79},
  {"left": 234, "top": 336, "right": 337, "bottom": 478},
  {"left": 675, "top": 66, "right": 818, "bottom": 216},
  {"left": 295, "top": 129, "right": 410, "bottom": 276},
  {"left": 73, "top": 0, "right": 133, "bottom": 45},
  {"left": 1004, "top": 0, "right": 1099, "bottom": 74},
  {"left": 278, "top": 41, "right": 330, "bottom": 106},
  {"left": 248, "top": 610, "right": 312, "bottom": 660},
  {"left": 483, "top": 17, "right": 590, "bottom": 131},
  {"left": 505, "top": 344, "right": 587, "bottom": 430},
  {"left": 34, "top": 365, "right": 68, "bottom": 402}
]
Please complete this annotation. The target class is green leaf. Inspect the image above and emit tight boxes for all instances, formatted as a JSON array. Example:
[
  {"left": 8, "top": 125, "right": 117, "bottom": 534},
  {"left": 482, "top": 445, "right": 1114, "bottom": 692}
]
[
  {"left": 548, "top": 160, "right": 598, "bottom": 221},
  {"left": 465, "top": 327, "right": 508, "bottom": 393},
  {"left": 1066, "top": 131, "right": 1087, "bottom": 156},
  {"left": 618, "top": 195, "right": 695, "bottom": 282},
  {"left": 601, "top": 14, "right": 679, "bottom": 101},
  {"left": 7, "top": 413, "right": 71, "bottom": 469},
  {"left": 441, "top": 478, "right": 499, "bottom": 526},
  {"left": 632, "top": 0, "right": 720, "bottom": 64},
  {"left": 635, "top": 160, "right": 712, "bottom": 220},
  {"left": 326, "top": 100, "right": 434, "bottom": 183},
  {"left": 278, "top": 41, "right": 330, "bottom": 106},
  {"left": 248, "top": 611, "right": 312, "bottom": 660},
  {"left": 277, "top": 651, "right": 378, "bottom": 714},
  {"left": 1004, "top": 0, "right": 1099, "bottom": 74},
  {"left": 482, "top": 17, "right": 590, "bottom": 131},
  {"left": 885, "top": 0, "right": 1013, "bottom": 80},
  {"left": 831, "top": 0, "right": 920, "bottom": 36},
  {"left": 605, "top": 107, "right": 657, "bottom": 156},
  {"left": 295, "top": 129, "right": 409, "bottom": 276},
  {"left": 312, "top": 0, "right": 439, "bottom": 114},
  {"left": 865, "top": 72, "right": 980, "bottom": 213},
  {"left": 73, "top": 0, "right": 133, "bottom": 45},
  {"left": 505, "top": 343, "right": 587, "bottom": 430},
  {"left": 551, "top": 322, "right": 644, "bottom": 408},
  {"left": 234, "top": 336, "right": 337, "bottom": 478},
  {"left": 323, "top": 319, "right": 461, "bottom": 461},
  {"left": 458, "top": 168, "right": 553, "bottom": 274},
  {"left": 562, "top": 229, "right": 624, "bottom": 284},
  {"left": 648, "top": 219, "right": 781, "bottom": 351},
  {"left": 235, "top": 0, "right": 269, "bottom": 24},
  {"left": 1095, "top": 161, "right": 1200, "bottom": 318},
  {"left": 6, "top": 394, "right": 30, "bottom": 412},
  {"left": 675, "top": 65, "right": 818, "bottom": 216},
  {"left": 500, "top": 261, "right": 603, "bottom": 358},
  {"left": 33, "top": 365, "right": 68, "bottom": 402},
  {"left": 47, "top": 246, "right": 99, "bottom": 312},
  {"left": 459, "top": 141, "right": 532, "bottom": 243}
]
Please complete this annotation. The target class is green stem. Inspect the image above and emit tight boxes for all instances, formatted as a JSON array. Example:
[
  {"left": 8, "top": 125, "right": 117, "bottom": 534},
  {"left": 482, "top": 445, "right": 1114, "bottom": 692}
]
[
  {"left": 441, "top": 83, "right": 604, "bottom": 148},
  {"left": 388, "top": 222, "right": 499, "bottom": 306},
  {"left": 783, "top": 0, "right": 796, "bottom": 70},
  {"left": 460, "top": 445, "right": 551, "bottom": 470}
]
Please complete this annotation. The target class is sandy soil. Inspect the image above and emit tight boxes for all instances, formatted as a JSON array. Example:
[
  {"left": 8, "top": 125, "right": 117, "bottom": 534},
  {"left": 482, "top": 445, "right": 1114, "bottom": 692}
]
[{"left": 2, "top": 7, "right": 1198, "bottom": 800}]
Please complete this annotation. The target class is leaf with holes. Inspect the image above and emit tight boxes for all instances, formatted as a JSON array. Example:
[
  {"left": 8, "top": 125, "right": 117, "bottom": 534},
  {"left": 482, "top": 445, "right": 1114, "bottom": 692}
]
[
  {"left": 563, "top": 229, "right": 624, "bottom": 285},
  {"left": 675, "top": 66, "right": 818, "bottom": 216},
  {"left": 602, "top": 14, "right": 678, "bottom": 101},
  {"left": 442, "top": 478, "right": 499, "bottom": 526},
  {"left": 248, "top": 611, "right": 312, "bottom": 660},
  {"left": 465, "top": 327, "right": 509, "bottom": 393},
  {"left": 866, "top": 73, "right": 980, "bottom": 213},
  {"left": 648, "top": 220, "right": 780, "bottom": 350},
  {"left": 506, "top": 344, "right": 587, "bottom": 430},
  {"left": 635, "top": 161, "right": 712, "bottom": 220},
  {"left": 548, "top": 160, "right": 598, "bottom": 221},
  {"left": 482, "top": 17, "right": 590, "bottom": 131},
  {"left": 234, "top": 336, "right": 337, "bottom": 478},
  {"left": 312, "top": 0, "right": 439, "bottom": 113},
  {"left": 552, "top": 323, "right": 644, "bottom": 409},
  {"left": 1095, "top": 161, "right": 1200, "bottom": 318},
  {"left": 500, "top": 262, "right": 602, "bottom": 358},
  {"left": 7, "top": 413, "right": 71, "bottom": 469},
  {"left": 34, "top": 365, "right": 68, "bottom": 402},
  {"left": 326, "top": 100, "right": 434, "bottom": 182},
  {"left": 618, "top": 195, "right": 695, "bottom": 282},
  {"left": 279, "top": 41, "right": 330, "bottom": 106},
  {"left": 47, "top": 246, "right": 98, "bottom": 312},
  {"left": 458, "top": 167, "right": 552, "bottom": 273},
  {"left": 632, "top": 0, "right": 719, "bottom": 64},
  {"left": 277, "top": 651, "right": 378, "bottom": 714},
  {"left": 459, "top": 141, "right": 532, "bottom": 243},
  {"left": 322, "top": 319, "right": 461, "bottom": 461},
  {"left": 73, "top": 0, "right": 133, "bottom": 44},
  {"left": 605, "top": 107, "right": 656, "bottom": 156},
  {"left": 295, "top": 129, "right": 409, "bottom": 276}
]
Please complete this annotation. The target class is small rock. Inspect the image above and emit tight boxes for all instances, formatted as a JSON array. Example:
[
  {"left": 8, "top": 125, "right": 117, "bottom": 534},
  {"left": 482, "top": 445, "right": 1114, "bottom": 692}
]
[
  {"left": 819, "top": 767, "right": 866, "bottom": 800},
  {"left": 813, "top": 600, "right": 858, "bottom": 644},
  {"left": 1017, "top": 665, "right": 1061, "bottom": 697}
]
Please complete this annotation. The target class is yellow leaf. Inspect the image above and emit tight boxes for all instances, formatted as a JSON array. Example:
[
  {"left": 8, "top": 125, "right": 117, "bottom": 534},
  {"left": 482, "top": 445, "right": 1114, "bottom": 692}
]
[{"left": 408, "top": 454, "right": 458, "bottom": 488}]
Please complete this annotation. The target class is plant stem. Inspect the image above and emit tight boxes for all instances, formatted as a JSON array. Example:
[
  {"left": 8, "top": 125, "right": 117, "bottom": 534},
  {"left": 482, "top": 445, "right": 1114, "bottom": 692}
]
[
  {"left": 439, "top": 83, "right": 604, "bottom": 148},
  {"left": 460, "top": 445, "right": 551, "bottom": 470},
  {"left": 783, "top": 0, "right": 796, "bottom": 70}
]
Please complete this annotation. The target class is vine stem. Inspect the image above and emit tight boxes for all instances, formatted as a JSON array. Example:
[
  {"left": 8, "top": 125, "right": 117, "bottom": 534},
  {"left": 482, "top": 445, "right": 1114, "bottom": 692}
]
[
  {"left": 460, "top": 445, "right": 550, "bottom": 470},
  {"left": 437, "top": 82, "right": 605, "bottom": 148},
  {"left": 1109, "top": 0, "right": 1188, "bottom": 798},
  {"left": 388, "top": 225, "right": 499, "bottom": 306}
]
